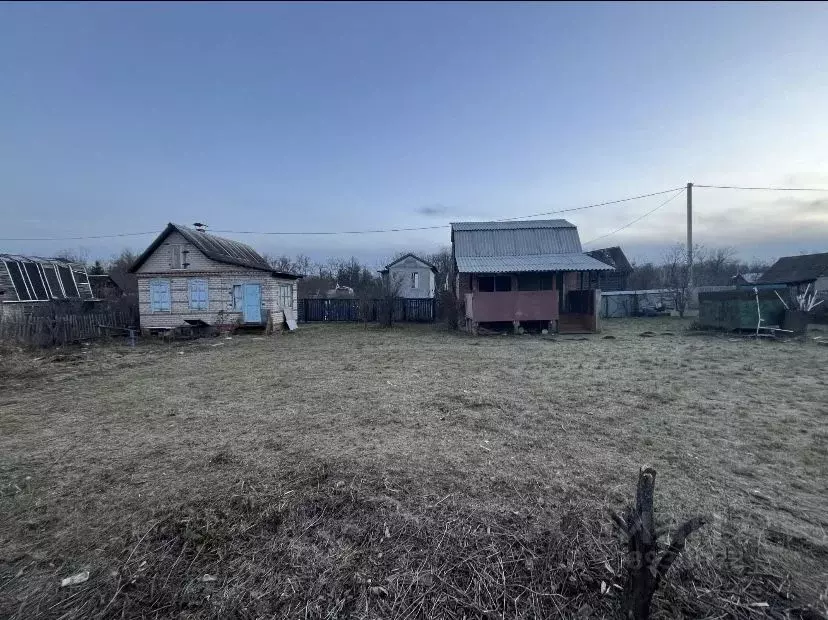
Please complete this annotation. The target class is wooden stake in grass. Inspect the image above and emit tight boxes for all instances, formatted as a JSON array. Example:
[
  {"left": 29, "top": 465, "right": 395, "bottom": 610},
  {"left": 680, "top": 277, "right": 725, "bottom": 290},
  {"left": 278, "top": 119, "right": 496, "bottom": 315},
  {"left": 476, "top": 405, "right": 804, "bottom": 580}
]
[{"left": 611, "top": 466, "right": 707, "bottom": 620}]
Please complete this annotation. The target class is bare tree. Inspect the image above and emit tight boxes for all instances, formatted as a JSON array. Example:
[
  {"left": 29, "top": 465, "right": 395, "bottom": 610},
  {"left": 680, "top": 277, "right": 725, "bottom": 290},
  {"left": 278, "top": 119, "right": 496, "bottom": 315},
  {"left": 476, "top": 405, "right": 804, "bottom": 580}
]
[
  {"left": 378, "top": 271, "right": 405, "bottom": 327},
  {"left": 292, "top": 254, "right": 312, "bottom": 276},
  {"left": 108, "top": 249, "right": 139, "bottom": 296},
  {"left": 54, "top": 247, "right": 90, "bottom": 265},
  {"left": 694, "top": 246, "right": 738, "bottom": 286},
  {"left": 627, "top": 261, "right": 660, "bottom": 291},
  {"left": 426, "top": 247, "right": 453, "bottom": 292},
  {"left": 661, "top": 244, "right": 701, "bottom": 317},
  {"left": 264, "top": 254, "right": 295, "bottom": 274},
  {"left": 706, "top": 246, "right": 736, "bottom": 274}
]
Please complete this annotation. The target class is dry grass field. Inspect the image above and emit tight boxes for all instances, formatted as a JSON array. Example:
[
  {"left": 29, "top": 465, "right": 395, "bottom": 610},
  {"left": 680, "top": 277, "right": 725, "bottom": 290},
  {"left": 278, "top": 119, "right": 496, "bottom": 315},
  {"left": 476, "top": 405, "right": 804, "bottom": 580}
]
[{"left": 1, "top": 318, "right": 826, "bottom": 619}]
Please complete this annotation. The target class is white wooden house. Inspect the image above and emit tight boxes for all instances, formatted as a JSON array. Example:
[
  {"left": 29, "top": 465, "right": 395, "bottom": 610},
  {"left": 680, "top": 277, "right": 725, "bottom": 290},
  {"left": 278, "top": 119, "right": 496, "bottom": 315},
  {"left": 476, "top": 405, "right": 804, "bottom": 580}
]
[
  {"left": 129, "top": 223, "right": 301, "bottom": 330},
  {"left": 379, "top": 254, "right": 437, "bottom": 299}
]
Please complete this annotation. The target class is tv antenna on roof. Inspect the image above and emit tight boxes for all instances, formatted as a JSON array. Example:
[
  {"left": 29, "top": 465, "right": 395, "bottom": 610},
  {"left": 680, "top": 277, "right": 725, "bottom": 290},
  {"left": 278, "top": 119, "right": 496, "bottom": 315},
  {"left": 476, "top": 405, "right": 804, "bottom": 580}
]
[{"left": 193, "top": 222, "right": 208, "bottom": 232}]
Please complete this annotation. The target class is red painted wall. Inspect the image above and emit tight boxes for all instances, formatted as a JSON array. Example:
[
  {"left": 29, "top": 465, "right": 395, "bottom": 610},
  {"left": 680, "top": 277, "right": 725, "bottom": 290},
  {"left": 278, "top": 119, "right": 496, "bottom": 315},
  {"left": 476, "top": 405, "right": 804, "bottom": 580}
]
[{"left": 468, "top": 290, "right": 559, "bottom": 322}]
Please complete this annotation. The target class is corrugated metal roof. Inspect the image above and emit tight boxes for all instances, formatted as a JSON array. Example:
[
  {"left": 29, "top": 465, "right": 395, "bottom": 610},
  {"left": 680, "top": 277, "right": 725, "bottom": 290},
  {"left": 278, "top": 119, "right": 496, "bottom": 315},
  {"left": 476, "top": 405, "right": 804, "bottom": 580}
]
[
  {"left": 454, "top": 228, "right": 583, "bottom": 257},
  {"left": 451, "top": 218, "right": 614, "bottom": 273},
  {"left": 174, "top": 224, "right": 272, "bottom": 271},
  {"left": 451, "top": 219, "right": 574, "bottom": 231},
  {"left": 456, "top": 254, "right": 614, "bottom": 273},
  {"left": 130, "top": 223, "right": 301, "bottom": 278}
]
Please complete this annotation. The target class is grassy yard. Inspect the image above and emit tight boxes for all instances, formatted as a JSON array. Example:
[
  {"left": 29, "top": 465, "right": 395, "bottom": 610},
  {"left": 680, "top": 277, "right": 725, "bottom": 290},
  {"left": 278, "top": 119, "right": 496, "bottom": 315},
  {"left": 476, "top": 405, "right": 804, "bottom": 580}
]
[{"left": 1, "top": 318, "right": 826, "bottom": 618}]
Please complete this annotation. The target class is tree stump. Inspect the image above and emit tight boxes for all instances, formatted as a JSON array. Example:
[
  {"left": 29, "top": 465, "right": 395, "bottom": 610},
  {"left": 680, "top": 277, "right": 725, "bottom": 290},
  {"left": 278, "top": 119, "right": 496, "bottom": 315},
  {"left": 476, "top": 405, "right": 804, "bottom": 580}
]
[{"left": 611, "top": 466, "right": 707, "bottom": 620}]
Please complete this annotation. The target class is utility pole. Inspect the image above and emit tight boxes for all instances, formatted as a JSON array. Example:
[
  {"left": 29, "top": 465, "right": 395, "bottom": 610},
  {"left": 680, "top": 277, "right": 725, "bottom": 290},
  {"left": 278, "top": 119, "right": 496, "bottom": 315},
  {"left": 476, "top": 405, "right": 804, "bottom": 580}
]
[{"left": 686, "top": 182, "right": 693, "bottom": 286}]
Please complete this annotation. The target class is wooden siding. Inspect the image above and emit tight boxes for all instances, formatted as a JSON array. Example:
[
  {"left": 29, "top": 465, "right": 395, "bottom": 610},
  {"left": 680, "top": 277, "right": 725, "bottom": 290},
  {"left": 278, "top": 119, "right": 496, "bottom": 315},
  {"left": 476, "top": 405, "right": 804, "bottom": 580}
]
[
  {"left": 135, "top": 231, "right": 247, "bottom": 274},
  {"left": 137, "top": 271, "right": 297, "bottom": 328}
]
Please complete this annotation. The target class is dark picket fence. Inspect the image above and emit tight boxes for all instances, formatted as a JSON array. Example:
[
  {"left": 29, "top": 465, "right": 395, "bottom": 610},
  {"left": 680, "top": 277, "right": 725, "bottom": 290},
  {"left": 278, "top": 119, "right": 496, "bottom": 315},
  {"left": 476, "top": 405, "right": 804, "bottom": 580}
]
[
  {"left": 297, "top": 298, "right": 435, "bottom": 323},
  {"left": 0, "top": 307, "right": 137, "bottom": 347}
]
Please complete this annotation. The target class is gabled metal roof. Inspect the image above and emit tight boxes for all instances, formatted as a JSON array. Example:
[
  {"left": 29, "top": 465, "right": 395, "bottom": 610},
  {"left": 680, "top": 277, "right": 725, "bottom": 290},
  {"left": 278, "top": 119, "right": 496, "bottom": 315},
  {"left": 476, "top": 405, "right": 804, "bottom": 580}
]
[
  {"left": 129, "top": 223, "right": 300, "bottom": 278},
  {"left": 382, "top": 253, "right": 438, "bottom": 273},
  {"left": 451, "top": 219, "right": 574, "bottom": 231},
  {"left": 173, "top": 224, "right": 272, "bottom": 271},
  {"left": 452, "top": 220, "right": 581, "bottom": 257},
  {"left": 455, "top": 254, "right": 614, "bottom": 274},
  {"left": 451, "top": 219, "right": 612, "bottom": 273}
]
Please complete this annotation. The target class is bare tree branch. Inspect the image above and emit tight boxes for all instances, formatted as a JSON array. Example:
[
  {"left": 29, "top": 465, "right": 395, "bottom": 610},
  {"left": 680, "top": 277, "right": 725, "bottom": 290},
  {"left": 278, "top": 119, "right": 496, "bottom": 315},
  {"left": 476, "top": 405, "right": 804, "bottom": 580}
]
[{"left": 653, "top": 516, "right": 707, "bottom": 592}]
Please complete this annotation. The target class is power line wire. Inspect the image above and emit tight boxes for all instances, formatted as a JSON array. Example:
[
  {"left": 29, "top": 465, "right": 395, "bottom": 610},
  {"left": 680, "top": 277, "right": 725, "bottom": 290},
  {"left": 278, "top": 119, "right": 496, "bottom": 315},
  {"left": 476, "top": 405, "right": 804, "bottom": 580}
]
[
  {"left": 582, "top": 188, "right": 686, "bottom": 247},
  {"left": 0, "top": 231, "right": 164, "bottom": 242},
  {"left": 695, "top": 184, "right": 828, "bottom": 192},
  {"left": 0, "top": 186, "right": 684, "bottom": 241},
  {"left": 3, "top": 183, "right": 826, "bottom": 242},
  {"left": 211, "top": 224, "right": 448, "bottom": 236},
  {"left": 497, "top": 187, "right": 685, "bottom": 221}
]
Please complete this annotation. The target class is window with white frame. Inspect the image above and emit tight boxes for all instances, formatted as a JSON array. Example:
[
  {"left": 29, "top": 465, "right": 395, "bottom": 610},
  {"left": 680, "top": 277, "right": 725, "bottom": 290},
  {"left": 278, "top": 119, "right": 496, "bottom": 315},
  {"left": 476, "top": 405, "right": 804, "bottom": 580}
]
[
  {"left": 411, "top": 272, "right": 419, "bottom": 289},
  {"left": 169, "top": 245, "right": 187, "bottom": 270},
  {"left": 150, "top": 279, "right": 171, "bottom": 312},
  {"left": 278, "top": 283, "right": 293, "bottom": 308},
  {"left": 188, "top": 279, "right": 208, "bottom": 310}
]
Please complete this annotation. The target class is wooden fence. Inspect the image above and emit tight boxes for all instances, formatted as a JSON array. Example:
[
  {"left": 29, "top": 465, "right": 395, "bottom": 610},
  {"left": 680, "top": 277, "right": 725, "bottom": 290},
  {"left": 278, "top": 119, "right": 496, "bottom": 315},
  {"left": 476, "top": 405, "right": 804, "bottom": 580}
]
[
  {"left": 0, "top": 307, "right": 137, "bottom": 347},
  {"left": 298, "top": 298, "right": 436, "bottom": 323}
]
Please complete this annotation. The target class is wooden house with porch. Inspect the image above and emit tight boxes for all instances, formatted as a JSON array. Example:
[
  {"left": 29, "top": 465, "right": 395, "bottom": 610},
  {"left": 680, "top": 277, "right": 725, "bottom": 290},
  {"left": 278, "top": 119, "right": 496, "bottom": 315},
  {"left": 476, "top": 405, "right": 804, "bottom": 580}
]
[
  {"left": 451, "top": 220, "right": 613, "bottom": 333},
  {"left": 130, "top": 223, "right": 301, "bottom": 332}
]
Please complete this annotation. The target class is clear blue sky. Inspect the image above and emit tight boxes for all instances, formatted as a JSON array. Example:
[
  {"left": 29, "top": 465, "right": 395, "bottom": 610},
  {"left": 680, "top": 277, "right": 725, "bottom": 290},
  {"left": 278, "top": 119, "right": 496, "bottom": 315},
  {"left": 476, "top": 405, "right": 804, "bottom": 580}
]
[{"left": 1, "top": 2, "right": 827, "bottom": 266}]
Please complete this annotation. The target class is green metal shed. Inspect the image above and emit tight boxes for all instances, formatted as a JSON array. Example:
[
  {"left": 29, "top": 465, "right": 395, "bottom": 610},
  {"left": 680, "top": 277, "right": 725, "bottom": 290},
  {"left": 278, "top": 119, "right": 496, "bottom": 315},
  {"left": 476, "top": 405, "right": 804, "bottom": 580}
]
[{"left": 698, "top": 289, "right": 786, "bottom": 331}]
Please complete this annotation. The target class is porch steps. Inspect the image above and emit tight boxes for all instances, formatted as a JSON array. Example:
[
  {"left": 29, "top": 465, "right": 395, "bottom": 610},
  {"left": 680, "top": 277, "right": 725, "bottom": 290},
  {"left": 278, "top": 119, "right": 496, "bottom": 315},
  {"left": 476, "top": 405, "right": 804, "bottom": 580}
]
[{"left": 558, "top": 315, "right": 593, "bottom": 334}]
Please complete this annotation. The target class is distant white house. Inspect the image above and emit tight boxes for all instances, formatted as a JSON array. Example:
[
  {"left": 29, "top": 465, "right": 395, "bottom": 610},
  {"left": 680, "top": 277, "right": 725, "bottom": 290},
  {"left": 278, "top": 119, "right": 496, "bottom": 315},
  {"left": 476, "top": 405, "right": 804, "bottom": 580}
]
[{"left": 379, "top": 254, "right": 437, "bottom": 299}]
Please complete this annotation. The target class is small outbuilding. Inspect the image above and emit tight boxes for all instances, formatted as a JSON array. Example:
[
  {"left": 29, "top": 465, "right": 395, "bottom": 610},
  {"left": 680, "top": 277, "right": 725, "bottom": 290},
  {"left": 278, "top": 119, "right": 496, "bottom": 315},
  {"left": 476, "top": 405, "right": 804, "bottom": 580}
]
[
  {"left": 757, "top": 252, "right": 828, "bottom": 294},
  {"left": 584, "top": 246, "right": 633, "bottom": 291},
  {"left": 88, "top": 274, "right": 124, "bottom": 299},
  {"left": 129, "top": 223, "right": 301, "bottom": 331}
]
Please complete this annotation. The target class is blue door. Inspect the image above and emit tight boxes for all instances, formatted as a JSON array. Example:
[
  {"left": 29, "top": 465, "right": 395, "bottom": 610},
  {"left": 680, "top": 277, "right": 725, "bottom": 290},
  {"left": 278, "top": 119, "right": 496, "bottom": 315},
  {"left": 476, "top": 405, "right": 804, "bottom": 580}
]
[{"left": 242, "top": 284, "right": 262, "bottom": 323}]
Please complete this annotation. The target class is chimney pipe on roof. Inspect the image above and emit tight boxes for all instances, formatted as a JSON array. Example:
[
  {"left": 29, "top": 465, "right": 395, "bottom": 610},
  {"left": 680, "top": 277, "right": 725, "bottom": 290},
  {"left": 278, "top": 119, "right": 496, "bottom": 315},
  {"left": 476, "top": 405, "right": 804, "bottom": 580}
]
[{"left": 193, "top": 222, "right": 208, "bottom": 232}]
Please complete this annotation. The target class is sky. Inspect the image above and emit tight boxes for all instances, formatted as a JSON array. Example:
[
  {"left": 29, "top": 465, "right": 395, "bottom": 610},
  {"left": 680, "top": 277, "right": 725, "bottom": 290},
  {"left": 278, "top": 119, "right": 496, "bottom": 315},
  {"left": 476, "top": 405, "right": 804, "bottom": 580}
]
[{"left": 1, "top": 2, "right": 827, "bottom": 268}]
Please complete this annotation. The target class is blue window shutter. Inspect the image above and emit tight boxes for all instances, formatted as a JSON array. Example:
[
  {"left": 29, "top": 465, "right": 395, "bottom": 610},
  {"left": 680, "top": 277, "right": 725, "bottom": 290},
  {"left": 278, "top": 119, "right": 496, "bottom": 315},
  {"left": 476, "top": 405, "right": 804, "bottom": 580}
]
[
  {"left": 150, "top": 280, "right": 171, "bottom": 312},
  {"left": 189, "top": 279, "right": 208, "bottom": 310}
]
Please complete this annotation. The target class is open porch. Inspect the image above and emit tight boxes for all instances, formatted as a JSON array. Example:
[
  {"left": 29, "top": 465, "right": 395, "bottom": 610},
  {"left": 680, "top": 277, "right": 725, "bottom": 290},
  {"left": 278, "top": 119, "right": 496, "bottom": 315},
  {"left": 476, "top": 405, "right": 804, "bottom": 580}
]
[{"left": 461, "top": 271, "right": 601, "bottom": 334}]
